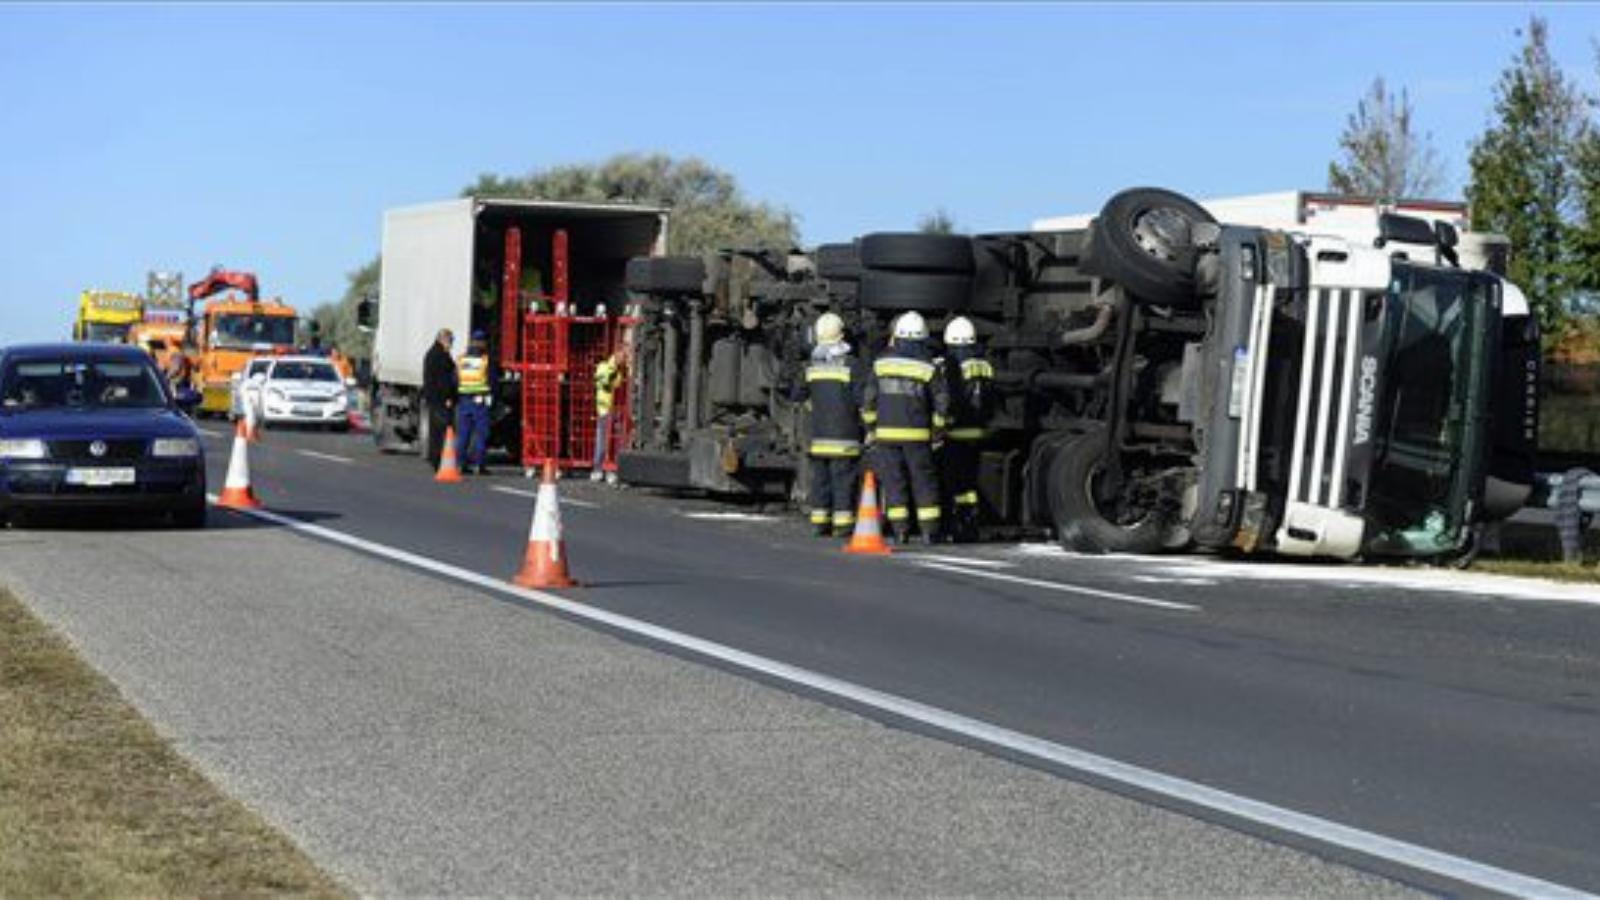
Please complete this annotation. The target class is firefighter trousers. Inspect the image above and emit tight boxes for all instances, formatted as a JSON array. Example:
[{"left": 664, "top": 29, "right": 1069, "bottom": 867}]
[
  {"left": 807, "top": 455, "right": 860, "bottom": 531},
  {"left": 876, "top": 441, "right": 941, "bottom": 534},
  {"left": 939, "top": 440, "right": 981, "bottom": 539}
]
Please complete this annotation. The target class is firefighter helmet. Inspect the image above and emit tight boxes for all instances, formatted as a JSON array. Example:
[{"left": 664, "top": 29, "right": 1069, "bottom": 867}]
[
  {"left": 814, "top": 312, "right": 845, "bottom": 345},
  {"left": 892, "top": 311, "right": 928, "bottom": 342},
  {"left": 943, "top": 316, "right": 976, "bottom": 346}
]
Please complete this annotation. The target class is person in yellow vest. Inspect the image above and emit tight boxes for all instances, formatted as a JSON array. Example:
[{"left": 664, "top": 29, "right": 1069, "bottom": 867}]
[
  {"left": 455, "top": 331, "right": 495, "bottom": 475},
  {"left": 592, "top": 349, "right": 626, "bottom": 484}
]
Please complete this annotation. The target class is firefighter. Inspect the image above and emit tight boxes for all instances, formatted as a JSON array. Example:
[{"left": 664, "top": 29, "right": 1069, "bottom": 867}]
[
  {"left": 454, "top": 330, "right": 494, "bottom": 475},
  {"left": 863, "top": 311, "right": 949, "bottom": 544},
  {"left": 938, "top": 316, "right": 995, "bottom": 542},
  {"left": 791, "top": 312, "right": 865, "bottom": 536},
  {"left": 592, "top": 349, "right": 625, "bottom": 485}
]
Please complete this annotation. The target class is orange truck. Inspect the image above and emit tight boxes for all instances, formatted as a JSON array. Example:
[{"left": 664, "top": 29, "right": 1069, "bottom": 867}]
[{"left": 185, "top": 268, "right": 300, "bottom": 415}]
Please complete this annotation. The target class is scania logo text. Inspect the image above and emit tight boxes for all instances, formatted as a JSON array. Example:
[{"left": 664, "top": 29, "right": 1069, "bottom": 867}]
[{"left": 1353, "top": 356, "right": 1378, "bottom": 445}]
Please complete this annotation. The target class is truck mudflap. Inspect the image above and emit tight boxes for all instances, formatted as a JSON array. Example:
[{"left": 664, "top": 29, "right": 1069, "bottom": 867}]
[{"left": 619, "top": 433, "right": 796, "bottom": 495}]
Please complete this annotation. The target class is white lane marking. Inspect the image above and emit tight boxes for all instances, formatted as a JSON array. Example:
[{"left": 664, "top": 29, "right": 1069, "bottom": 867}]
[
  {"left": 295, "top": 449, "right": 353, "bottom": 465},
  {"left": 203, "top": 495, "right": 1590, "bottom": 899},
  {"left": 196, "top": 427, "right": 226, "bottom": 439},
  {"left": 894, "top": 553, "right": 1013, "bottom": 569},
  {"left": 1008, "top": 543, "right": 1600, "bottom": 606},
  {"left": 911, "top": 560, "right": 1200, "bottom": 613},
  {"left": 680, "top": 511, "right": 778, "bottom": 522},
  {"left": 1132, "top": 575, "right": 1219, "bottom": 587},
  {"left": 490, "top": 485, "right": 598, "bottom": 508}
]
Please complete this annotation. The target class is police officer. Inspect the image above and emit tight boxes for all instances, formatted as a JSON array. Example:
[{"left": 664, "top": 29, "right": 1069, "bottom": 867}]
[
  {"left": 938, "top": 316, "right": 994, "bottom": 542},
  {"left": 863, "top": 311, "right": 949, "bottom": 544},
  {"left": 454, "top": 330, "right": 494, "bottom": 475},
  {"left": 791, "top": 312, "right": 865, "bottom": 536}
]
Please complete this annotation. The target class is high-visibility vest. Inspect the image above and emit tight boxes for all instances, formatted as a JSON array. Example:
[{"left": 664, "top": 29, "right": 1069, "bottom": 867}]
[
  {"left": 595, "top": 358, "right": 621, "bottom": 416},
  {"left": 457, "top": 354, "right": 491, "bottom": 395}
]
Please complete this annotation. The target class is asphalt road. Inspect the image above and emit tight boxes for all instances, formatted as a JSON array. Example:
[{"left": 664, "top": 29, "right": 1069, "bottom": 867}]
[
  {"left": 0, "top": 458, "right": 1412, "bottom": 895},
  {"left": 172, "top": 422, "right": 1600, "bottom": 894}
]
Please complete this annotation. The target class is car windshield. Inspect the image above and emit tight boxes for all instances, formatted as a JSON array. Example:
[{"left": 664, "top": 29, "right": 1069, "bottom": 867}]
[
  {"left": 213, "top": 314, "right": 296, "bottom": 349},
  {"left": 270, "top": 361, "right": 339, "bottom": 382},
  {"left": 247, "top": 359, "right": 272, "bottom": 378},
  {"left": 1, "top": 358, "right": 170, "bottom": 411},
  {"left": 1363, "top": 266, "right": 1487, "bottom": 553}
]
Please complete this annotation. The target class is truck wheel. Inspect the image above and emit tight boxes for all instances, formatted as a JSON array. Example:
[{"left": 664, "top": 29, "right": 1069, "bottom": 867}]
[
  {"left": 859, "top": 233, "right": 974, "bottom": 273},
  {"left": 1048, "top": 430, "right": 1171, "bottom": 554},
  {"left": 1084, "top": 187, "right": 1216, "bottom": 307},
  {"left": 815, "top": 243, "right": 863, "bottom": 282},
  {"left": 857, "top": 270, "right": 972, "bottom": 312},
  {"left": 626, "top": 257, "right": 707, "bottom": 295}
]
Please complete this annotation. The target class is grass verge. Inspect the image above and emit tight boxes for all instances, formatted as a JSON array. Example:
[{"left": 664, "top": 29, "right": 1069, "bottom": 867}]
[
  {"left": 1470, "top": 558, "right": 1600, "bottom": 584},
  {"left": 0, "top": 587, "right": 347, "bottom": 898}
]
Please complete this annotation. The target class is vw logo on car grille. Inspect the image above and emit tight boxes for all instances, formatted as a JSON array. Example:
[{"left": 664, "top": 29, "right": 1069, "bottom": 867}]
[{"left": 89, "top": 440, "right": 107, "bottom": 458}]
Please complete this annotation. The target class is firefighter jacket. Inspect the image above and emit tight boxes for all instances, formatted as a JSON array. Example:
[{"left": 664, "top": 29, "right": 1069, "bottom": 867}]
[
  {"left": 942, "top": 347, "right": 995, "bottom": 442},
  {"left": 457, "top": 353, "right": 492, "bottom": 397},
  {"left": 792, "top": 342, "right": 865, "bottom": 457},
  {"left": 595, "top": 357, "right": 622, "bottom": 417},
  {"left": 863, "top": 341, "right": 950, "bottom": 443}
]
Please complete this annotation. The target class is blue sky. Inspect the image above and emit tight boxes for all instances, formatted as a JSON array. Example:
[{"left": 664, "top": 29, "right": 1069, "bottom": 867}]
[{"left": 2, "top": 2, "right": 1596, "bottom": 344}]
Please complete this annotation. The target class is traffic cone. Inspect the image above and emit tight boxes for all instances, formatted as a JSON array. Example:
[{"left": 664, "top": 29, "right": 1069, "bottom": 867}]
[
  {"left": 843, "top": 469, "right": 891, "bottom": 555},
  {"left": 216, "top": 418, "right": 261, "bottom": 510},
  {"left": 435, "top": 426, "right": 463, "bottom": 483},
  {"left": 513, "top": 459, "right": 577, "bottom": 588}
]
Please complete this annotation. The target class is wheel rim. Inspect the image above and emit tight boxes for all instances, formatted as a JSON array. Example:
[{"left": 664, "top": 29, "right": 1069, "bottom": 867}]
[
  {"left": 1130, "top": 207, "right": 1194, "bottom": 263},
  {"left": 1085, "top": 463, "right": 1158, "bottom": 532}
]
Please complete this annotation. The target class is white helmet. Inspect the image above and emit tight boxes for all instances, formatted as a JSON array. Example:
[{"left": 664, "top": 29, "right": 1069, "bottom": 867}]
[
  {"left": 943, "top": 316, "right": 976, "bottom": 346},
  {"left": 814, "top": 312, "right": 845, "bottom": 345},
  {"left": 892, "top": 311, "right": 928, "bottom": 342}
]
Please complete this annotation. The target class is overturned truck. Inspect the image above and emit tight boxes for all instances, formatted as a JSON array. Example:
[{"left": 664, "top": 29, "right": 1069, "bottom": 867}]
[{"left": 619, "top": 187, "right": 1540, "bottom": 561}]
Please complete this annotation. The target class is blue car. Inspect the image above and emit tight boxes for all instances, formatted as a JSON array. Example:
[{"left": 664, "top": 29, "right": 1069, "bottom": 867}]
[{"left": 0, "top": 343, "right": 207, "bottom": 527}]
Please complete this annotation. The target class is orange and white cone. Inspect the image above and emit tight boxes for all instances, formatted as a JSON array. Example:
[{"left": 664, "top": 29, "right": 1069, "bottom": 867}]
[
  {"left": 243, "top": 394, "right": 262, "bottom": 443},
  {"left": 435, "top": 425, "right": 463, "bottom": 483},
  {"left": 216, "top": 418, "right": 262, "bottom": 510},
  {"left": 513, "top": 459, "right": 577, "bottom": 588},
  {"left": 843, "top": 469, "right": 891, "bottom": 555}
]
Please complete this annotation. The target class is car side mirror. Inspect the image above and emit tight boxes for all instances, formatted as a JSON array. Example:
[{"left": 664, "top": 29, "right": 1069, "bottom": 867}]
[{"left": 356, "top": 297, "right": 377, "bottom": 330}]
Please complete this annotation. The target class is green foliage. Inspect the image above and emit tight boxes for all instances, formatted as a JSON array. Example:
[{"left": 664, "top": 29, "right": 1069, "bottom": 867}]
[
  {"left": 1466, "top": 17, "right": 1589, "bottom": 337},
  {"left": 1327, "top": 77, "right": 1444, "bottom": 199},
  {"left": 918, "top": 208, "right": 958, "bottom": 234},
  {"left": 308, "top": 257, "right": 378, "bottom": 362},
  {"left": 1571, "top": 69, "right": 1600, "bottom": 304},
  {"left": 462, "top": 153, "right": 798, "bottom": 254}
]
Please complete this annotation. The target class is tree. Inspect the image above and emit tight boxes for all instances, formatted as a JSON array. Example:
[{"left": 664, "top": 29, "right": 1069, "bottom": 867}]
[
  {"left": 462, "top": 153, "right": 798, "bottom": 254},
  {"left": 1467, "top": 17, "right": 1589, "bottom": 336},
  {"left": 1570, "top": 44, "right": 1600, "bottom": 307},
  {"left": 1326, "top": 77, "right": 1444, "bottom": 199},
  {"left": 918, "top": 208, "right": 957, "bottom": 234},
  {"left": 309, "top": 257, "right": 378, "bottom": 362}
]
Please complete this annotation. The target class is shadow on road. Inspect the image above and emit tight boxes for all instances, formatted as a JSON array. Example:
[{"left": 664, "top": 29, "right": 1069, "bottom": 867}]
[{"left": 2, "top": 507, "right": 343, "bottom": 533}]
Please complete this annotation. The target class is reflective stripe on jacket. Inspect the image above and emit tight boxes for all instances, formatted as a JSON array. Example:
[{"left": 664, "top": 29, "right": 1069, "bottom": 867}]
[
  {"left": 863, "top": 347, "right": 949, "bottom": 443},
  {"left": 457, "top": 354, "right": 491, "bottom": 395},
  {"left": 943, "top": 354, "right": 995, "bottom": 442},
  {"left": 800, "top": 353, "right": 864, "bottom": 456}
]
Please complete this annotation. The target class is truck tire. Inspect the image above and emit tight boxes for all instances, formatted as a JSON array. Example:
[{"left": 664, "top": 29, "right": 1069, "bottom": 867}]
[
  {"left": 1083, "top": 187, "right": 1216, "bottom": 307},
  {"left": 815, "top": 243, "right": 863, "bottom": 282},
  {"left": 1048, "top": 429, "right": 1171, "bottom": 554},
  {"left": 857, "top": 270, "right": 972, "bottom": 312},
  {"left": 859, "top": 233, "right": 974, "bottom": 273},
  {"left": 626, "top": 257, "right": 707, "bottom": 295}
]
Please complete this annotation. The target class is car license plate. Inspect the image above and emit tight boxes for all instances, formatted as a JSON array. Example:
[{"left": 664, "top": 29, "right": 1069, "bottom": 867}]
[
  {"left": 292, "top": 404, "right": 321, "bottom": 416},
  {"left": 66, "top": 467, "right": 135, "bottom": 487}
]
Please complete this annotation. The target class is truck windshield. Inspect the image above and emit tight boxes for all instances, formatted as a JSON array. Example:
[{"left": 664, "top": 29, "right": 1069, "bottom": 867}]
[
  {"left": 2, "top": 359, "right": 170, "bottom": 411},
  {"left": 81, "top": 322, "right": 132, "bottom": 343},
  {"left": 213, "top": 314, "right": 296, "bottom": 349},
  {"left": 1364, "top": 267, "right": 1487, "bottom": 553}
]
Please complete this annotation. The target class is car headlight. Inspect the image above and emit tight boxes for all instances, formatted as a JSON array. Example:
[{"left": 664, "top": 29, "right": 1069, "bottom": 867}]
[
  {"left": 151, "top": 438, "right": 200, "bottom": 457},
  {"left": 0, "top": 438, "right": 47, "bottom": 459}
]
